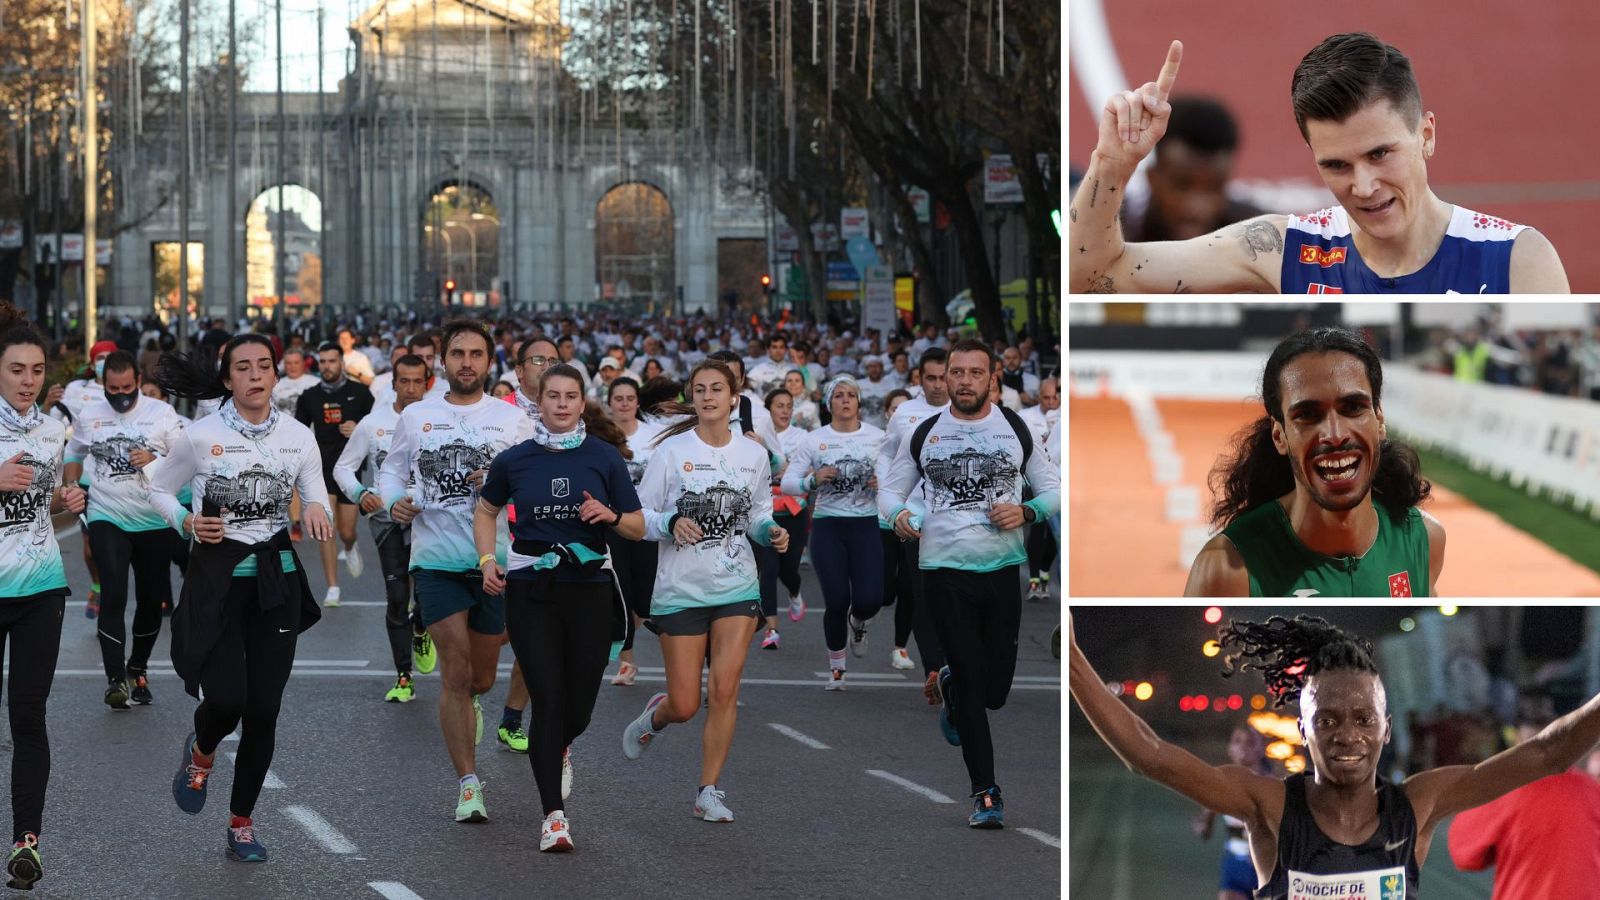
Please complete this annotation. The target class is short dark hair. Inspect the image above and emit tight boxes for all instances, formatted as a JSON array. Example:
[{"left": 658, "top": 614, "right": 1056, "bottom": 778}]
[
  {"left": 606, "top": 375, "right": 641, "bottom": 402},
  {"left": 316, "top": 341, "right": 341, "bottom": 355},
  {"left": 1159, "top": 96, "right": 1241, "bottom": 157},
  {"left": 405, "top": 333, "right": 434, "bottom": 352},
  {"left": 947, "top": 339, "right": 995, "bottom": 370},
  {"left": 441, "top": 319, "right": 493, "bottom": 355},
  {"left": 1291, "top": 33, "right": 1422, "bottom": 140},
  {"left": 102, "top": 350, "right": 139, "bottom": 378},
  {"left": 392, "top": 353, "right": 429, "bottom": 378},
  {"left": 517, "top": 335, "right": 558, "bottom": 364},
  {"left": 918, "top": 347, "right": 948, "bottom": 370}
]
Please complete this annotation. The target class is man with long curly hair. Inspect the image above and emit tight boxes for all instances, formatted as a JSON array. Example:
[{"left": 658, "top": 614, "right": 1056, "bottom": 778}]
[{"left": 1185, "top": 327, "right": 1444, "bottom": 597}]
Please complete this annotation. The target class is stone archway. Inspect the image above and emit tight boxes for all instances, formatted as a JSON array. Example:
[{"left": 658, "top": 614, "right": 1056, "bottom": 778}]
[
  {"left": 595, "top": 182, "right": 674, "bottom": 316},
  {"left": 245, "top": 184, "right": 323, "bottom": 317},
  {"left": 422, "top": 181, "right": 500, "bottom": 307}
]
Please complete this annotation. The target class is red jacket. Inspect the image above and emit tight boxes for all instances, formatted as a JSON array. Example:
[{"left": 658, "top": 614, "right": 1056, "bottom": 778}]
[{"left": 1448, "top": 769, "right": 1600, "bottom": 899}]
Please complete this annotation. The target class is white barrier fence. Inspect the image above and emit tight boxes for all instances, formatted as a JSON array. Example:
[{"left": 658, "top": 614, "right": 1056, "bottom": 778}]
[{"left": 1070, "top": 351, "right": 1600, "bottom": 520}]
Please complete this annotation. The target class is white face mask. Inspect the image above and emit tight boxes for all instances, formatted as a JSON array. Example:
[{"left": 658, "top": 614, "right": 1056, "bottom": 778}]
[{"left": 94, "top": 359, "right": 106, "bottom": 379}]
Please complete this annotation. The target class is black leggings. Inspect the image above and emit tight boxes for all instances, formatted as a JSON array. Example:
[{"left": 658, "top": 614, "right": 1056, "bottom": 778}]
[
  {"left": 504, "top": 579, "right": 612, "bottom": 814},
  {"left": 756, "top": 510, "right": 809, "bottom": 618},
  {"left": 809, "top": 516, "right": 883, "bottom": 652},
  {"left": 88, "top": 522, "right": 172, "bottom": 681},
  {"left": 1026, "top": 523, "right": 1057, "bottom": 580},
  {"left": 925, "top": 567, "right": 1022, "bottom": 795},
  {"left": 374, "top": 526, "right": 417, "bottom": 674},
  {"left": 607, "top": 533, "right": 658, "bottom": 653},
  {"left": 0, "top": 593, "right": 65, "bottom": 841},
  {"left": 192, "top": 576, "right": 301, "bottom": 819},
  {"left": 881, "top": 529, "right": 913, "bottom": 647}
]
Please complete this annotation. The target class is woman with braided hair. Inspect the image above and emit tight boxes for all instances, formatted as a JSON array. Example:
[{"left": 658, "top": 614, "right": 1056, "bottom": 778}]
[{"left": 1068, "top": 612, "right": 1600, "bottom": 898}]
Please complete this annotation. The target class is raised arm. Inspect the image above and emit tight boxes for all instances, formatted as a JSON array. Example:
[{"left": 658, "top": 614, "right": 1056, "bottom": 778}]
[
  {"left": 1068, "top": 615, "right": 1280, "bottom": 823},
  {"left": 1406, "top": 689, "right": 1600, "bottom": 833},
  {"left": 1068, "top": 40, "right": 1283, "bottom": 294}
]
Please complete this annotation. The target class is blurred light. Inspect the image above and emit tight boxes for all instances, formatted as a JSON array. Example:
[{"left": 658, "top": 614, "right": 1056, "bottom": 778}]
[
  {"left": 1193, "top": 695, "right": 1209, "bottom": 711},
  {"left": 1106, "top": 681, "right": 1124, "bottom": 696},
  {"left": 1050, "top": 209, "right": 1063, "bottom": 237},
  {"left": 1134, "top": 682, "right": 1154, "bottom": 702},
  {"left": 1399, "top": 617, "right": 1416, "bottom": 633},
  {"left": 1123, "top": 680, "right": 1137, "bottom": 696},
  {"left": 1203, "top": 606, "right": 1223, "bottom": 624},
  {"left": 1265, "top": 740, "right": 1295, "bottom": 761},
  {"left": 1227, "top": 695, "right": 1243, "bottom": 710},
  {"left": 1250, "top": 695, "right": 1267, "bottom": 710},
  {"left": 1440, "top": 605, "right": 1459, "bottom": 617},
  {"left": 1202, "top": 640, "right": 1221, "bottom": 658},
  {"left": 1248, "top": 711, "right": 1303, "bottom": 745},
  {"left": 1179, "top": 696, "right": 1193, "bottom": 712},
  {"left": 1284, "top": 756, "right": 1307, "bottom": 774},
  {"left": 1214, "top": 698, "right": 1228, "bottom": 712}
]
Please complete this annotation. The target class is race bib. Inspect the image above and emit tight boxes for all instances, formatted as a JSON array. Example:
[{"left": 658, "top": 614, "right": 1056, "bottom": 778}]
[{"left": 1287, "top": 868, "right": 1405, "bottom": 900}]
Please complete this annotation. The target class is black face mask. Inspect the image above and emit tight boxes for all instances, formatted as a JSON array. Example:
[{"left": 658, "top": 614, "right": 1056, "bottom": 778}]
[{"left": 106, "top": 391, "right": 138, "bottom": 414}]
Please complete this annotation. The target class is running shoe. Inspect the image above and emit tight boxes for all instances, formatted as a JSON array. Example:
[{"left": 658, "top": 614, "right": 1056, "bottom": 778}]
[
  {"left": 622, "top": 692, "right": 668, "bottom": 760},
  {"left": 1026, "top": 579, "right": 1045, "bottom": 603},
  {"left": 172, "top": 732, "right": 211, "bottom": 815},
  {"left": 611, "top": 660, "right": 637, "bottom": 686},
  {"left": 561, "top": 747, "right": 573, "bottom": 801},
  {"left": 497, "top": 723, "right": 529, "bottom": 754},
  {"left": 473, "top": 695, "right": 484, "bottom": 745},
  {"left": 345, "top": 544, "right": 364, "bottom": 578},
  {"left": 825, "top": 670, "right": 846, "bottom": 691},
  {"left": 540, "top": 811, "right": 574, "bottom": 852},
  {"left": 923, "top": 669, "right": 941, "bottom": 706},
  {"left": 890, "top": 648, "right": 915, "bottom": 670},
  {"left": 5, "top": 834, "right": 41, "bottom": 891},
  {"left": 323, "top": 586, "right": 341, "bottom": 608},
  {"left": 849, "top": 615, "right": 869, "bottom": 658},
  {"left": 937, "top": 666, "right": 961, "bottom": 747},
  {"left": 787, "top": 592, "right": 806, "bottom": 622},
  {"left": 693, "top": 786, "right": 734, "bottom": 823},
  {"left": 129, "top": 672, "right": 153, "bottom": 705},
  {"left": 104, "top": 679, "right": 130, "bottom": 710},
  {"left": 226, "top": 817, "right": 268, "bottom": 861},
  {"left": 412, "top": 629, "right": 437, "bottom": 674},
  {"left": 761, "top": 629, "right": 780, "bottom": 650},
  {"left": 337, "top": 548, "right": 347, "bottom": 562},
  {"left": 385, "top": 674, "right": 415, "bottom": 703},
  {"left": 968, "top": 787, "right": 1005, "bottom": 829},
  {"left": 455, "top": 780, "right": 488, "bottom": 823},
  {"left": 84, "top": 591, "right": 99, "bottom": 620}
]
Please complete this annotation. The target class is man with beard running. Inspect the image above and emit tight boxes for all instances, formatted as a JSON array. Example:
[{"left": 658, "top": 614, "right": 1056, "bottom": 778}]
[
  {"left": 1185, "top": 327, "right": 1444, "bottom": 597},
  {"left": 879, "top": 340, "right": 1060, "bottom": 829},
  {"left": 334, "top": 354, "right": 435, "bottom": 703},
  {"left": 295, "top": 342, "right": 374, "bottom": 607},
  {"left": 379, "top": 320, "right": 535, "bottom": 823}
]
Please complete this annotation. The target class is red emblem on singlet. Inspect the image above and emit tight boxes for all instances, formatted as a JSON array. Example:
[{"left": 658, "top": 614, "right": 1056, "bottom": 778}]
[
  {"left": 1388, "top": 571, "right": 1412, "bottom": 598},
  {"left": 1306, "top": 284, "right": 1344, "bottom": 294}
]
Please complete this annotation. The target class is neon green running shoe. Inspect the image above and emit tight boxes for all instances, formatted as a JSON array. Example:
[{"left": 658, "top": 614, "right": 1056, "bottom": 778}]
[
  {"left": 472, "top": 695, "right": 484, "bottom": 745},
  {"left": 412, "top": 629, "right": 436, "bottom": 675},
  {"left": 496, "top": 723, "right": 529, "bottom": 754},
  {"left": 384, "top": 674, "right": 415, "bottom": 704},
  {"left": 6, "top": 833, "right": 42, "bottom": 891},
  {"left": 454, "top": 780, "right": 488, "bottom": 823}
]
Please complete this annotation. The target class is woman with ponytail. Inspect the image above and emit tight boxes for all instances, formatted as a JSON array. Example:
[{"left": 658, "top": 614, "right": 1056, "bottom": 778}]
[
  {"left": 0, "top": 303, "right": 85, "bottom": 891},
  {"left": 150, "top": 334, "right": 333, "bottom": 863},
  {"left": 1069, "top": 611, "right": 1600, "bottom": 897},
  {"left": 1186, "top": 327, "right": 1444, "bottom": 598}
]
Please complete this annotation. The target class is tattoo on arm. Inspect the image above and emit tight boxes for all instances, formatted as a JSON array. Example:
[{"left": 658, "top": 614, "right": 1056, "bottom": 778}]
[
  {"left": 1069, "top": 207, "right": 1078, "bottom": 223},
  {"left": 1086, "top": 275, "right": 1116, "bottom": 294},
  {"left": 1174, "top": 280, "right": 1191, "bottom": 294},
  {"left": 1089, "top": 179, "right": 1100, "bottom": 209},
  {"left": 1240, "top": 221, "right": 1284, "bottom": 261}
]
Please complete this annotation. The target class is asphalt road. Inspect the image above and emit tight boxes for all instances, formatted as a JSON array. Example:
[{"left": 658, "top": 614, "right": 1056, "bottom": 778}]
[{"left": 4, "top": 525, "right": 1062, "bottom": 899}]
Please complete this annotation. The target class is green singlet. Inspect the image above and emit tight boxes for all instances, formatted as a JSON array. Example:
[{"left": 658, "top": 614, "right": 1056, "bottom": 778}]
[{"left": 1221, "top": 497, "right": 1430, "bottom": 598}]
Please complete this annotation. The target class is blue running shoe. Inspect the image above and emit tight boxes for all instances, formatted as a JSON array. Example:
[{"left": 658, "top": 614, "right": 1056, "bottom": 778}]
[
  {"left": 937, "top": 666, "right": 961, "bottom": 747},
  {"left": 172, "top": 732, "right": 211, "bottom": 815},
  {"left": 968, "top": 787, "right": 1004, "bottom": 829},
  {"left": 226, "top": 818, "right": 268, "bottom": 862}
]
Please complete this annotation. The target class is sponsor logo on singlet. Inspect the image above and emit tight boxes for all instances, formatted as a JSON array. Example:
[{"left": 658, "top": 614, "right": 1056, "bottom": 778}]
[
  {"left": 1299, "top": 246, "right": 1348, "bottom": 267},
  {"left": 1388, "top": 571, "right": 1412, "bottom": 598},
  {"left": 1287, "top": 867, "right": 1405, "bottom": 900}
]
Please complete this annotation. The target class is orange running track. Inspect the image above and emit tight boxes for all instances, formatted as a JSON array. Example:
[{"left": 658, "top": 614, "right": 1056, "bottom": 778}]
[{"left": 1069, "top": 395, "right": 1600, "bottom": 597}]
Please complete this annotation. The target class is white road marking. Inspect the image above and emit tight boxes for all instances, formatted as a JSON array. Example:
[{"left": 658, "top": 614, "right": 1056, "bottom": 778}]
[
  {"left": 767, "top": 723, "right": 830, "bottom": 749},
  {"left": 865, "top": 769, "right": 956, "bottom": 804},
  {"left": 284, "top": 805, "right": 358, "bottom": 854},
  {"left": 368, "top": 882, "right": 426, "bottom": 900},
  {"left": 226, "top": 752, "right": 285, "bottom": 789},
  {"left": 1018, "top": 828, "right": 1060, "bottom": 848},
  {"left": 812, "top": 671, "right": 906, "bottom": 680}
]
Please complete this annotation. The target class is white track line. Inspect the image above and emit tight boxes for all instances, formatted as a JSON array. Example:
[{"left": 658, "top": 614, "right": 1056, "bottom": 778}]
[
  {"left": 284, "top": 805, "right": 358, "bottom": 854},
  {"left": 368, "top": 883, "right": 426, "bottom": 900},
  {"left": 767, "top": 723, "right": 831, "bottom": 749},
  {"left": 225, "top": 752, "right": 285, "bottom": 789},
  {"left": 1018, "top": 828, "right": 1060, "bottom": 848},
  {"left": 865, "top": 769, "right": 956, "bottom": 804}
]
